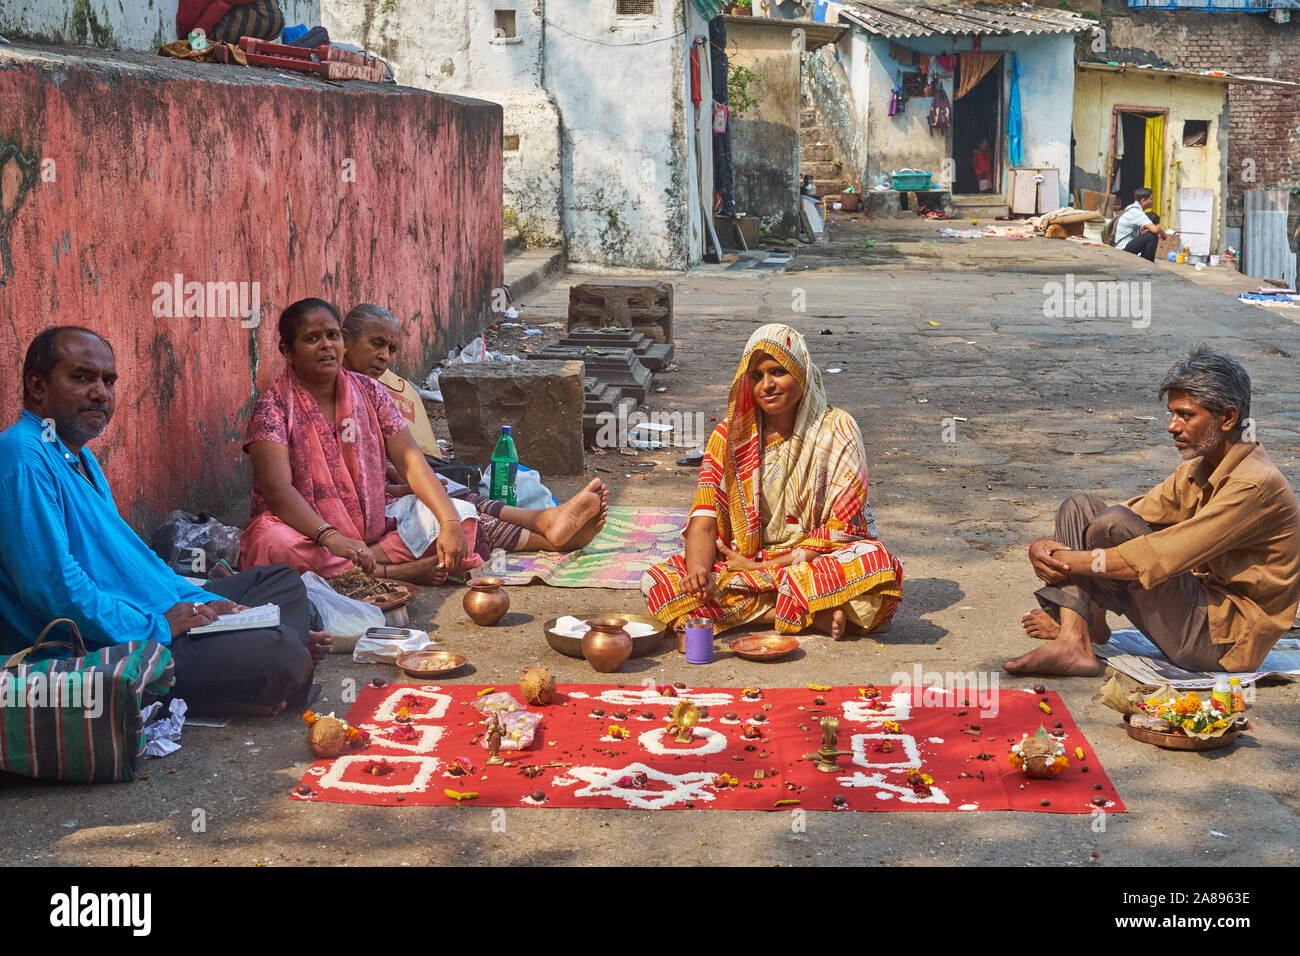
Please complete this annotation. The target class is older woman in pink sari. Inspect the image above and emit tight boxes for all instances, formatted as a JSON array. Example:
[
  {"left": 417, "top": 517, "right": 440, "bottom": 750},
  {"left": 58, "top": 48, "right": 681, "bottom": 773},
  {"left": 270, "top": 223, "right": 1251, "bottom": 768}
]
[{"left": 238, "top": 298, "right": 471, "bottom": 584}]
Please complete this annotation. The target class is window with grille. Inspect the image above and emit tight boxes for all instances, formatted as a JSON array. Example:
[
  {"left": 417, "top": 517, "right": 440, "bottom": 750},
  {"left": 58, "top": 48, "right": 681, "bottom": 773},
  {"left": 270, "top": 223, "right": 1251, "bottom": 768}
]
[{"left": 617, "top": 0, "right": 656, "bottom": 15}]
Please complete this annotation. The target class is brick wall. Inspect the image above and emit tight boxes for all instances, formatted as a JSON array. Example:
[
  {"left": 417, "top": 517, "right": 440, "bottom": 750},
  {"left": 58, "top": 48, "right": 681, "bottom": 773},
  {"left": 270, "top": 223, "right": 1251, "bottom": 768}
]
[{"left": 1101, "top": 2, "right": 1299, "bottom": 242}]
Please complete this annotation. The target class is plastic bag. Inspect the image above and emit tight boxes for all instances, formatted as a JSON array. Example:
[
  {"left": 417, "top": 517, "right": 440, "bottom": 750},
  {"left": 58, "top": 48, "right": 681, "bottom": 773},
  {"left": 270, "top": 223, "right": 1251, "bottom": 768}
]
[
  {"left": 352, "top": 626, "right": 435, "bottom": 664},
  {"left": 478, "top": 464, "right": 556, "bottom": 510},
  {"left": 150, "top": 510, "right": 241, "bottom": 576},
  {"left": 481, "top": 711, "right": 543, "bottom": 751},
  {"left": 301, "top": 571, "right": 385, "bottom": 640},
  {"left": 470, "top": 691, "right": 524, "bottom": 715}
]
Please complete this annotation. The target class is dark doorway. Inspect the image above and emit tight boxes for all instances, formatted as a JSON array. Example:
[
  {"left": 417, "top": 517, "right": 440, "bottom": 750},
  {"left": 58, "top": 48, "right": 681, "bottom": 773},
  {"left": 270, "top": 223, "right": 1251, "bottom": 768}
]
[
  {"left": 952, "top": 56, "right": 1002, "bottom": 194},
  {"left": 1114, "top": 110, "right": 1150, "bottom": 208}
]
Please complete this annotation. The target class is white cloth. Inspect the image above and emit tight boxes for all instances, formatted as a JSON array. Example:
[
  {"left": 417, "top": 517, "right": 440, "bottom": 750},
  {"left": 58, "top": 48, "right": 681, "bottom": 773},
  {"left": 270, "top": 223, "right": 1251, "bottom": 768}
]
[
  {"left": 549, "top": 615, "right": 659, "bottom": 639},
  {"left": 385, "top": 493, "right": 479, "bottom": 559},
  {"left": 1112, "top": 201, "right": 1153, "bottom": 248},
  {"left": 352, "top": 627, "right": 436, "bottom": 664}
]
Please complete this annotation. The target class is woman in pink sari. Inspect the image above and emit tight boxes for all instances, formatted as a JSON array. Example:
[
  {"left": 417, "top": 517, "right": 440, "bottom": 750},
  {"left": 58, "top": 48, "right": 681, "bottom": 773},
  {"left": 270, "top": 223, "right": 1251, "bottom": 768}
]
[{"left": 238, "top": 298, "right": 470, "bottom": 584}]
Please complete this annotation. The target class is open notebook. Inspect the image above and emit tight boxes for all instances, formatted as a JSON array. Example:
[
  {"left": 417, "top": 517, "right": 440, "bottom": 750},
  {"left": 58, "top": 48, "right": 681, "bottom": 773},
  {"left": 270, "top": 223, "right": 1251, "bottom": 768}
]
[{"left": 188, "top": 603, "right": 280, "bottom": 636}]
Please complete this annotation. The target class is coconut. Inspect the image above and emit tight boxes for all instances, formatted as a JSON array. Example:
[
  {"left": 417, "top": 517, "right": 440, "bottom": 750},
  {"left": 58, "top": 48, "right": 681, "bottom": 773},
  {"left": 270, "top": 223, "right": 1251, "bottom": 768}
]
[
  {"left": 309, "top": 716, "right": 348, "bottom": 758},
  {"left": 520, "top": 665, "right": 556, "bottom": 706},
  {"left": 1016, "top": 727, "right": 1065, "bottom": 779}
]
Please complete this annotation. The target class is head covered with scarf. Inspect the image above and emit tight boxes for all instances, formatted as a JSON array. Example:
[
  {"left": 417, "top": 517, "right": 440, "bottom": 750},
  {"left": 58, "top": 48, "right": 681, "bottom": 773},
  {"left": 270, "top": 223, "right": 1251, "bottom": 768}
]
[{"left": 695, "top": 323, "right": 877, "bottom": 559}]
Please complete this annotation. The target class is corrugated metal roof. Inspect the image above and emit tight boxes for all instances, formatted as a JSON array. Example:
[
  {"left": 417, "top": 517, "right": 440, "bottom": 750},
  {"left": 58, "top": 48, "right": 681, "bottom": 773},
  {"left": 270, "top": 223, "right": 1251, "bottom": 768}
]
[
  {"left": 1077, "top": 60, "right": 1300, "bottom": 88},
  {"left": 838, "top": 0, "right": 1097, "bottom": 37}
]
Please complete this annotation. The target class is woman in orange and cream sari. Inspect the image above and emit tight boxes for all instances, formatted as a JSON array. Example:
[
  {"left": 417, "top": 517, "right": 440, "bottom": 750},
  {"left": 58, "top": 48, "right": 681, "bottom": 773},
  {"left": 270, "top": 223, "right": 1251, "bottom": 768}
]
[{"left": 641, "top": 324, "right": 902, "bottom": 639}]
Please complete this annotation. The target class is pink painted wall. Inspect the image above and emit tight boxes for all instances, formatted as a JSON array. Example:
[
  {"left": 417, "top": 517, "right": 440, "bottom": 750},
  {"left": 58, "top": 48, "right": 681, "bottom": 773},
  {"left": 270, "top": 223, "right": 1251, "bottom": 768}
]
[{"left": 0, "top": 45, "right": 503, "bottom": 531}]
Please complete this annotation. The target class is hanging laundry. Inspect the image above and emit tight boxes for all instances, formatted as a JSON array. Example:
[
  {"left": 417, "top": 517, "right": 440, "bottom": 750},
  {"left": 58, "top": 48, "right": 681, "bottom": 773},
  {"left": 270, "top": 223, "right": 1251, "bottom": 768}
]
[
  {"left": 690, "top": 41, "right": 702, "bottom": 108},
  {"left": 928, "top": 82, "right": 951, "bottom": 135},
  {"left": 918, "top": 54, "right": 930, "bottom": 75},
  {"left": 712, "top": 101, "right": 728, "bottom": 134},
  {"left": 937, "top": 55, "right": 957, "bottom": 74}
]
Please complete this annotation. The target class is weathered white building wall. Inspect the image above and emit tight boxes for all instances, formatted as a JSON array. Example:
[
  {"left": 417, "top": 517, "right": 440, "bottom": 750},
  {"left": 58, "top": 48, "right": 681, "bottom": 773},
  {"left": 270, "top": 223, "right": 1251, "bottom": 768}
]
[
  {"left": 2, "top": 0, "right": 318, "bottom": 50},
  {"left": 323, "top": 0, "right": 708, "bottom": 270},
  {"left": 845, "top": 31, "right": 1076, "bottom": 206}
]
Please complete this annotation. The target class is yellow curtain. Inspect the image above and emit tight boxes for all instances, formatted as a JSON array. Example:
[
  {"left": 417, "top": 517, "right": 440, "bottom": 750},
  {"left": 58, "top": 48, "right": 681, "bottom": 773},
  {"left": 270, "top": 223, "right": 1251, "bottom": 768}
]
[{"left": 1144, "top": 115, "right": 1164, "bottom": 219}]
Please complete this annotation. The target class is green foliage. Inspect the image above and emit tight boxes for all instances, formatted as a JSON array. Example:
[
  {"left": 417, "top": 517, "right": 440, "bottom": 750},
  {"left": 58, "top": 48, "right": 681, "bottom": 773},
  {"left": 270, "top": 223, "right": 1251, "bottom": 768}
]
[{"left": 728, "top": 62, "right": 766, "bottom": 118}]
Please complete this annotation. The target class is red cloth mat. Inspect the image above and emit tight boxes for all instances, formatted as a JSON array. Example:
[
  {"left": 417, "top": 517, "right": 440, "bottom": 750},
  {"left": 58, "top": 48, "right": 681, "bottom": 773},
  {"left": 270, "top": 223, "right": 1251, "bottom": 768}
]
[{"left": 292, "top": 683, "right": 1125, "bottom": 813}]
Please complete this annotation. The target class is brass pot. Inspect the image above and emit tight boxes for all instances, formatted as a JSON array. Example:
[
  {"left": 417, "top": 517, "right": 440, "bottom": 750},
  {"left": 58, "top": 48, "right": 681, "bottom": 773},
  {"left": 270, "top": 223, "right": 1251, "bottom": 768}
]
[
  {"left": 581, "top": 617, "right": 633, "bottom": 673},
  {"left": 464, "top": 577, "right": 509, "bottom": 626}
]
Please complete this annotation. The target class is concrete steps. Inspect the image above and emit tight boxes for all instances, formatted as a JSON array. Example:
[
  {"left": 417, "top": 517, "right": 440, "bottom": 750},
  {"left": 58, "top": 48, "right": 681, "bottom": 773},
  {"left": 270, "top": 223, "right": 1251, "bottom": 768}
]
[
  {"left": 950, "top": 195, "right": 1010, "bottom": 219},
  {"left": 503, "top": 246, "right": 563, "bottom": 303},
  {"left": 800, "top": 160, "right": 842, "bottom": 180},
  {"left": 802, "top": 141, "right": 834, "bottom": 162},
  {"left": 811, "top": 177, "right": 849, "bottom": 196}
]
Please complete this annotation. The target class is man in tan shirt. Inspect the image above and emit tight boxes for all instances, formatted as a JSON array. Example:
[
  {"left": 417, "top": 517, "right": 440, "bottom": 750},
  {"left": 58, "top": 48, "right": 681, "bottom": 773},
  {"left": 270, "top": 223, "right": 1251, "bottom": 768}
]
[{"left": 1006, "top": 347, "right": 1300, "bottom": 676}]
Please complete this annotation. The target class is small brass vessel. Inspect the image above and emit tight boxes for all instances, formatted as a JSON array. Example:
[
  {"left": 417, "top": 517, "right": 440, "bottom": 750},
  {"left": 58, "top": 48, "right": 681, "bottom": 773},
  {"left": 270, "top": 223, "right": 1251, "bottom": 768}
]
[{"left": 464, "top": 576, "right": 509, "bottom": 626}]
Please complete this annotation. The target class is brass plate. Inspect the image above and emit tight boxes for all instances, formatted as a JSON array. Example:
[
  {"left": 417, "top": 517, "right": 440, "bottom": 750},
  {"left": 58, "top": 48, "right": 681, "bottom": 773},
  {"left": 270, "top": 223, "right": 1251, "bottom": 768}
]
[
  {"left": 363, "top": 585, "right": 412, "bottom": 612},
  {"left": 1125, "top": 715, "right": 1246, "bottom": 751},
  {"left": 543, "top": 613, "right": 667, "bottom": 659},
  {"left": 729, "top": 634, "right": 800, "bottom": 662},
  {"left": 395, "top": 650, "right": 466, "bottom": 679}
]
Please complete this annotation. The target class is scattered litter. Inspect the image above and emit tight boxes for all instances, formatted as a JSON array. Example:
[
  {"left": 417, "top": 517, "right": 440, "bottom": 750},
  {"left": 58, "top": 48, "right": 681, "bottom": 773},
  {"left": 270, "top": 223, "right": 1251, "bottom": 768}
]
[
  {"left": 1085, "top": 408, "right": 1094, "bottom": 414},
  {"left": 655, "top": 386, "right": 668, "bottom": 393},
  {"left": 966, "top": 340, "right": 976, "bottom": 345},
  {"left": 960, "top": 606, "right": 974, "bottom": 610},
  {"left": 1209, "top": 830, "right": 1228, "bottom": 838},
  {"left": 826, "top": 367, "right": 842, "bottom": 374},
  {"left": 142, "top": 698, "right": 187, "bottom": 758},
  {"left": 819, "top": 329, "right": 833, "bottom": 335},
  {"left": 927, "top": 321, "right": 941, "bottom": 327},
  {"left": 504, "top": 306, "right": 520, "bottom": 319},
  {"left": 952, "top": 416, "right": 967, "bottom": 421},
  {"left": 916, "top": 398, "right": 929, "bottom": 404},
  {"left": 938, "top": 228, "right": 982, "bottom": 239},
  {"left": 523, "top": 328, "right": 543, "bottom": 335},
  {"left": 60, "top": 820, "right": 77, "bottom": 828},
  {"left": 499, "top": 322, "right": 522, "bottom": 328}
]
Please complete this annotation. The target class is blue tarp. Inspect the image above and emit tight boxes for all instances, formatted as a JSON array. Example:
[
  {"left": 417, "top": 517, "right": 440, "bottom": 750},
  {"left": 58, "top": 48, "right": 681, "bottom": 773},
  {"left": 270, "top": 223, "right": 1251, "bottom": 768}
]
[{"left": 1006, "top": 54, "right": 1024, "bottom": 168}]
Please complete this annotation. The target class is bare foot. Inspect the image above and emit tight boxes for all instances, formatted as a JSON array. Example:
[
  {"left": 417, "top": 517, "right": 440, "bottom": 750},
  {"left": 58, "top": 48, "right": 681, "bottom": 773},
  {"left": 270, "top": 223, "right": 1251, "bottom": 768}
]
[
  {"left": 309, "top": 631, "right": 333, "bottom": 664},
  {"left": 536, "top": 478, "right": 607, "bottom": 551},
  {"left": 811, "top": 607, "right": 853, "bottom": 641},
  {"left": 376, "top": 555, "right": 448, "bottom": 586},
  {"left": 1002, "top": 641, "right": 1100, "bottom": 676},
  {"left": 1021, "top": 609, "right": 1061, "bottom": 640},
  {"left": 1022, "top": 608, "right": 1111, "bottom": 644}
]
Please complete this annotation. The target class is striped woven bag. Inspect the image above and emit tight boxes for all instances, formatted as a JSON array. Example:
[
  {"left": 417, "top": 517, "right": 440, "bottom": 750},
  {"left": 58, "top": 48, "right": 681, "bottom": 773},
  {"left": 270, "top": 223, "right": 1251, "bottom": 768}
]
[{"left": 1, "top": 619, "right": 175, "bottom": 783}]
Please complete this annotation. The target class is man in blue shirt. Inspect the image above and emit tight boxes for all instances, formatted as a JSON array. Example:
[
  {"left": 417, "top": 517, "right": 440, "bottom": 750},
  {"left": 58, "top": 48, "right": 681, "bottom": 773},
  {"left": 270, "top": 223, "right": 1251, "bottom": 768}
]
[{"left": 0, "top": 327, "right": 320, "bottom": 714}]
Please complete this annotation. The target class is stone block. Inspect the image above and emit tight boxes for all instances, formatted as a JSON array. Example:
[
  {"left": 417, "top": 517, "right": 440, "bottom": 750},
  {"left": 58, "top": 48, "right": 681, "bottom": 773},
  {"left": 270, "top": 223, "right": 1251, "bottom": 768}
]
[
  {"left": 527, "top": 345, "right": 653, "bottom": 402},
  {"left": 440, "top": 361, "right": 585, "bottom": 476},
  {"left": 568, "top": 278, "right": 674, "bottom": 344}
]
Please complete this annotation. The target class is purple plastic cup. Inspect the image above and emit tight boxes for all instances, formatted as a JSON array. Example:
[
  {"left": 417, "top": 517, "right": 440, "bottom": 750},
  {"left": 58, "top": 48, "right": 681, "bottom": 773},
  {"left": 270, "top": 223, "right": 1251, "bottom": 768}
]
[{"left": 684, "top": 617, "right": 715, "bottom": 664}]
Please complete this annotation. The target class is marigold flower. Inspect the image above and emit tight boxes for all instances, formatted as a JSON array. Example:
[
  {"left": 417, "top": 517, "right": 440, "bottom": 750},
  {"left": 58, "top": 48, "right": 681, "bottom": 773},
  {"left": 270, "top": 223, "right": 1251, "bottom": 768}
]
[
  {"left": 607, "top": 725, "right": 630, "bottom": 739},
  {"left": 882, "top": 720, "right": 900, "bottom": 733},
  {"left": 302, "top": 710, "right": 318, "bottom": 726}
]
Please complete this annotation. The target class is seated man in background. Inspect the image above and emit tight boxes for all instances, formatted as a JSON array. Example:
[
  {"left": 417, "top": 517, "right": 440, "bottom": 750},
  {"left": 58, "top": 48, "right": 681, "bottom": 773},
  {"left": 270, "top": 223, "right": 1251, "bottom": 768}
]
[
  {"left": 1112, "top": 187, "right": 1172, "bottom": 262},
  {"left": 340, "top": 303, "right": 609, "bottom": 561},
  {"left": 1007, "top": 347, "right": 1300, "bottom": 676},
  {"left": 0, "top": 327, "right": 321, "bottom": 715}
]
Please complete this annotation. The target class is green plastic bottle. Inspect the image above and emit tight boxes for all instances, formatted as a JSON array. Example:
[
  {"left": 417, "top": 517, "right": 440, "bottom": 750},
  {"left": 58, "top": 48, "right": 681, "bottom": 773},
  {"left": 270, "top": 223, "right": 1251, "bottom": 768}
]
[{"left": 489, "top": 425, "right": 518, "bottom": 505}]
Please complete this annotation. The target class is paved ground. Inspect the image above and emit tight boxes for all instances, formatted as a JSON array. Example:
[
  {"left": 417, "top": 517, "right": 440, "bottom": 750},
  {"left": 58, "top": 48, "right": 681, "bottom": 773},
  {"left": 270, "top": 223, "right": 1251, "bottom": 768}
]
[{"left": 5, "top": 216, "right": 1297, "bottom": 867}]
